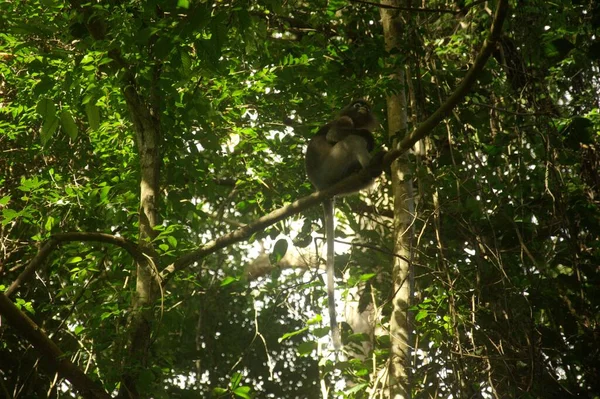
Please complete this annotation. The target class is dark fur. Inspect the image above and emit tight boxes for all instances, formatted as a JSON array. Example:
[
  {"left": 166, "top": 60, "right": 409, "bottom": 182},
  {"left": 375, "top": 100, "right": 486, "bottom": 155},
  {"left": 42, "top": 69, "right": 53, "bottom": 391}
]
[{"left": 304, "top": 99, "right": 378, "bottom": 348}]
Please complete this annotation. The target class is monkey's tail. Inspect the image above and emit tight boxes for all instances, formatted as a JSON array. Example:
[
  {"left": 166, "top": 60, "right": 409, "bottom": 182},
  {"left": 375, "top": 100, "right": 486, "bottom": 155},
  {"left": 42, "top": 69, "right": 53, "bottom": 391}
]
[{"left": 323, "top": 198, "right": 341, "bottom": 349}]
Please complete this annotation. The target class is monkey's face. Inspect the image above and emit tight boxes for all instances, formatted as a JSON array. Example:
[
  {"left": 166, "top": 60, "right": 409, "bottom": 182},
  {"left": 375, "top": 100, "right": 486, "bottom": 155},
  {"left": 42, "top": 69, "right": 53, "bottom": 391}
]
[{"left": 341, "top": 100, "right": 376, "bottom": 129}]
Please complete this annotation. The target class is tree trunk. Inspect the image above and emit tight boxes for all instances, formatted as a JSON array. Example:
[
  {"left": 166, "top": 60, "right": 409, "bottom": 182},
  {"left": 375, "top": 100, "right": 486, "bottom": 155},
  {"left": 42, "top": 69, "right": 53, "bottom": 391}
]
[
  {"left": 380, "top": 2, "right": 414, "bottom": 398},
  {"left": 117, "top": 84, "right": 161, "bottom": 398}
]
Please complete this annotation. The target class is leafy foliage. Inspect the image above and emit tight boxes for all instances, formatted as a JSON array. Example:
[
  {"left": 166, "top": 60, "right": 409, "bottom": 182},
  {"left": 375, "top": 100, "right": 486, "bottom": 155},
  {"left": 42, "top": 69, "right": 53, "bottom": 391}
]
[{"left": 0, "top": 0, "right": 599, "bottom": 398}]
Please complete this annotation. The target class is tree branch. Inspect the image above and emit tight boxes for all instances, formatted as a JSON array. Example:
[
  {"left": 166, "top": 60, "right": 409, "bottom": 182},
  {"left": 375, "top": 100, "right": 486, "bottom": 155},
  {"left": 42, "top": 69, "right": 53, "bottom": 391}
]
[
  {"left": 0, "top": 293, "right": 111, "bottom": 399},
  {"left": 5, "top": 240, "right": 58, "bottom": 297},
  {"left": 5, "top": 233, "right": 144, "bottom": 297}
]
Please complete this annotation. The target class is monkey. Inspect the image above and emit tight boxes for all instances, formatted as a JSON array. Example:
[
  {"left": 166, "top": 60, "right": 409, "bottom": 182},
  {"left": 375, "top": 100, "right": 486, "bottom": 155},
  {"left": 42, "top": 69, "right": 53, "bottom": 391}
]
[{"left": 305, "top": 99, "right": 382, "bottom": 349}]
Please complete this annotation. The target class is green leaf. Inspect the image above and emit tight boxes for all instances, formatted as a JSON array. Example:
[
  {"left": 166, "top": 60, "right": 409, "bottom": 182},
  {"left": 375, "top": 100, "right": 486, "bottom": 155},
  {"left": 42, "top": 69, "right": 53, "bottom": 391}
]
[
  {"left": 279, "top": 326, "right": 308, "bottom": 341},
  {"left": 2, "top": 209, "right": 19, "bottom": 226},
  {"left": 81, "top": 54, "right": 95, "bottom": 65},
  {"left": 36, "top": 98, "right": 56, "bottom": 118},
  {"left": 180, "top": 50, "right": 192, "bottom": 75},
  {"left": 167, "top": 235, "right": 178, "bottom": 248},
  {"left": 269, "top": 238, "right": 288, "bottom": 264},
  {"left": 60, "top": 110, "right": 79, "bottom": 139},
  {"left": 19, "top": 176, "right": 45, "bottom": 191},
  {"left": 415, "top": 310, "right": 429, "bottom": 321},
  {"left": 297, "top": 341, "right": 317, "bottom": 356},
  {"left": 67, "top": 256, "right": 83, "bottom": 264},
  {"left": 220, "top": 276, "right": 237, "bottom": 286},
  {"left": 44, "top": 216, "right": 55, "bottom": 231},
  {"left": 36, "top": 99, "right": 59, "bottom": 144},
  {"left": 359, "top": 273, "right": 376, "bottom": 282},
  {"left": 206, "top": 13, "right": 228, "bottom": 65},
  {"left": 232, "top": 386, "right": 251, "bottom": 399},
  {"left": 99, "top": 186, "right": 111, "bottom": 203},
  {"left": 153, "top": 36, "right": 173, "bottom": 60},
  {"left": 345, "top": 382, "right": 368, "bottom": 395},
  {"left": 41, "top": 116, "right": 60, "bottom": 144},
  {"left": 230, "top": 372, "right": 242, "bottom": 389},
  {"left": 176, "top": 0, "right": 189, "bottom": 8},
  {"left": 312, "top": 327, "right": 329, "bottom": 338},
  {"left": 85, "top": 102, "right": 100, "bottom": 131},
  {"left": 15, "top": 298, "right": 35, "bottom": 314},
  {"left": 0, "top": 196, "right": 10, "bottom": 206}
]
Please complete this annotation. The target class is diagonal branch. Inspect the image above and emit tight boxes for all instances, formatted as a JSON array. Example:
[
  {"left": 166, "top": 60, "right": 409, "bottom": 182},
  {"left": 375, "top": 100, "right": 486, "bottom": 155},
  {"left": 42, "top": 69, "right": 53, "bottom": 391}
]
[
  {"left": 0, "top": 293, "right": 111, "bottom": 399},
  {"left": 5, "top": 233, "right": 144, "bottom": 297}
]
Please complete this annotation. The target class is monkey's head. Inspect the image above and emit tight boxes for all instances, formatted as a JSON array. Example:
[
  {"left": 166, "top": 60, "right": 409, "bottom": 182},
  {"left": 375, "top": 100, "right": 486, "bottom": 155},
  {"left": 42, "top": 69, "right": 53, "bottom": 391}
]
[{"left": 339, "top": 99, "right": 376, "bottom": 130}]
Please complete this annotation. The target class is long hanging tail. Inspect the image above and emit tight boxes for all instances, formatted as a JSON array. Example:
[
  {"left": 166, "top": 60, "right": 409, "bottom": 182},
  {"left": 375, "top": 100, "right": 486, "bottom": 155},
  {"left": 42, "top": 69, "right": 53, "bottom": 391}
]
[{"left": 323, "top": 198, "right": 341, "bottom": 349}]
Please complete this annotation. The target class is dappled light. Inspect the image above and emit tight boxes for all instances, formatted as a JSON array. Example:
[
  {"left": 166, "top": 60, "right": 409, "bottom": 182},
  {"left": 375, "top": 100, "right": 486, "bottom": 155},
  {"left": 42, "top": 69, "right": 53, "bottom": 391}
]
[{"left": 1, "top": 0, "right": 598, "bottom": 398}]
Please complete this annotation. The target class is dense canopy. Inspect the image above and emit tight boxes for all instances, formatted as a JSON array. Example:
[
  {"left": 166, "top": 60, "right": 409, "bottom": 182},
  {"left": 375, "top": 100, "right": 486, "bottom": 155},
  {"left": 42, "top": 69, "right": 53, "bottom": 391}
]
[{"left": 1, "top": 0, "right": 599, "bottom": 398}]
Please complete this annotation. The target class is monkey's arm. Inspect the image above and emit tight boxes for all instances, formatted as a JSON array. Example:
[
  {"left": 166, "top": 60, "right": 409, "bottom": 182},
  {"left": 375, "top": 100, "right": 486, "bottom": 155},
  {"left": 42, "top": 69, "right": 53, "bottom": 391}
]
[
  {"left": 325, "top": 116, "right": 353, "bottom": 143},
  {"left": 325, "top": 120, "right": 375, "bottom": 152}
]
